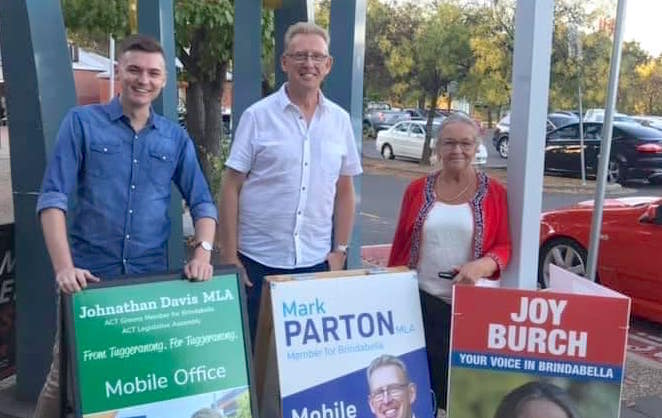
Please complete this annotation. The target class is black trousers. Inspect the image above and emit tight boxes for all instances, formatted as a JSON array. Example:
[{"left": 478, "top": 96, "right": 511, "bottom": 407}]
[{"left": 420, "top": 290, "right": 452, "bottom": 412}]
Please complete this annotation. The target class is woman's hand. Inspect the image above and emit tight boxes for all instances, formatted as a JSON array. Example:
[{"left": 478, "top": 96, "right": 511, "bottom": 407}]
[{"left": 453, "top": 257, "right": 498, "bottom": 285}]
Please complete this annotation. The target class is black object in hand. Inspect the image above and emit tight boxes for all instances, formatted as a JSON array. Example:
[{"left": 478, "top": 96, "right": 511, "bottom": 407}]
[{"left": 438, "top": 271, "right": 455, "bottom": 280}]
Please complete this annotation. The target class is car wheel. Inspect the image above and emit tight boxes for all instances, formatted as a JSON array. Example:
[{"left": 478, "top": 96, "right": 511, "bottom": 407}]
[
  {"left": 607, "top": 160, "right": 626, "bottom": 184},
  {"left": 381, "top": 144, "right": 395, "bottom": 160},
  {"left": 497, "top": 137, "right": 509, "bottom": 159},
  {"left": 538, "top": 237, "right": 591, "bottom": 289}
]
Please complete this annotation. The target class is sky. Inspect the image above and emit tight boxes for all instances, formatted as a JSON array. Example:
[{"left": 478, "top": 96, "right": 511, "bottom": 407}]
[{"left": 622, "top": 0, "right": 662, "bottom": 57}]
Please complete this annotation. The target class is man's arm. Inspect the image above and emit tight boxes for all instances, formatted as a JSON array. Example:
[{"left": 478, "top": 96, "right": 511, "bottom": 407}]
[
  {"left": 218, "top": 168, "right": 251, "bottom": 285},
  {"left": 40, "top": 208, "right": 99, "bottom": 293},
  {"left": 184, "top": 217, "right": 216, "bottom": 281},
  {"left": 327, "top": 175, "right": 356, "bottom": 271}
]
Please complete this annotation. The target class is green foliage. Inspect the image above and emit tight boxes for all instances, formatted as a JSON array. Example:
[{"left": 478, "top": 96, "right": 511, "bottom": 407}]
[
  {"left": 234, "top": 391, "right": 253, "bottom": 418},
  {"left": 61, "top": 0, "right": 130, "bottom": 51}
]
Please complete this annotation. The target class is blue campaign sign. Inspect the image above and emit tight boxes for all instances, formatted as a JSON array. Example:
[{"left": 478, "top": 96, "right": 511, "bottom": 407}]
[{"left": 270, "top": 271, "right": 433, "bottom": 418}]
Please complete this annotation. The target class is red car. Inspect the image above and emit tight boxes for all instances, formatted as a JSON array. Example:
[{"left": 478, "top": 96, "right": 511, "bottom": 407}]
[{"left": 539, "top": 196, "right": 662, "bottom": 323}]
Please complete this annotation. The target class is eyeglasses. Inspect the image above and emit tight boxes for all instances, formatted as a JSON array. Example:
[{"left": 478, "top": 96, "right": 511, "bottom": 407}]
[
  {"left": 439, "top": 140, "right": 476, "bottom": 150},
  {"left": 369, "top": 384, "right": 410, "bottom": 403},
  {"left": 286, "top": 52, "right": 329, "bottom": 63}
]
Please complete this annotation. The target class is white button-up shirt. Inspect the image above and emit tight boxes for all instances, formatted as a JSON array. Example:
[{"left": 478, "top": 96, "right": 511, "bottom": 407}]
[{"left": 226, "top": 84, "right": 362, "bottom": 268}]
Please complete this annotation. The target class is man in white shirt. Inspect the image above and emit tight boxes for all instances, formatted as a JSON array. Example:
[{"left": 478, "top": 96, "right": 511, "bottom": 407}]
[{"left": 219, "top": 21, "right": 362, "bottom": 343}]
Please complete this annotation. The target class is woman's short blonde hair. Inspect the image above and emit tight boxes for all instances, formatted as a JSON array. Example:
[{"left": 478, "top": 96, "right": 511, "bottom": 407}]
[{"left": 284, "top": 21, "right": 330, "bottom": 51}]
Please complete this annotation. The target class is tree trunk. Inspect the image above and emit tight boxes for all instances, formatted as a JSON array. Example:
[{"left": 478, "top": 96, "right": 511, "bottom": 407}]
[
  {"left": 487, "top": 108, "right": 493, "bottom": 128},
  {"left": 418, "top": 94, "right": 426, "bottom": 109},
  {"left": 420, "top": 89, "right": 439, "bottom": 166},
  {"left": 186, "top": 82, "right": 204, "bottom": 150},
  {"left": 447, "top": 92, "right": 452, "bottom": 111}
]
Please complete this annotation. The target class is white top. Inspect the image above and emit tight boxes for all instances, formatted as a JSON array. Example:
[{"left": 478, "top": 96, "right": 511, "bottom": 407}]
[
  {"left": 417, "top": 202, "right": 473, "bottom": 303},
  {"left": 226, "top": 84, "right": 362, "bottom": 268}
]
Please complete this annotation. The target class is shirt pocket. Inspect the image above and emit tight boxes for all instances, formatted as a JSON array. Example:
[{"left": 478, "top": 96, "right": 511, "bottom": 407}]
[
  {"left": 147, "top": 142, "right": 177, "bottom": 187},
  {"left": 87, "top": 140, "right": 121, "bottom": 178},
  {"left": 320, "top": 140, "right": 344, "bottom": 181}
]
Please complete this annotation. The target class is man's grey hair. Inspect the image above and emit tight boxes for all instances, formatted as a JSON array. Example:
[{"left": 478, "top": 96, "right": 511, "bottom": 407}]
[
  {"left": 366, "top": 354, "right": 411, "bottom": 384},
  {"left": 191, "top": 408, "right": 222, "bottom": 418},
  {"left": 284, "top": 21, "right": 330, "bottom": 51}
]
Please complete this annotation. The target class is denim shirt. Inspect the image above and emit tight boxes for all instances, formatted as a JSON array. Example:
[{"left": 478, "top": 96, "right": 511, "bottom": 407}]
[{"left": 37, "top": 98, "right": 218, "bottom": 279}]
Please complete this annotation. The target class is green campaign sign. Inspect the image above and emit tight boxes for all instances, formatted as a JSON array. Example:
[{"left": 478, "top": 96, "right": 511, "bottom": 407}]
[{"left": 63, "top": 270, "right": 256, "bottom": 418}]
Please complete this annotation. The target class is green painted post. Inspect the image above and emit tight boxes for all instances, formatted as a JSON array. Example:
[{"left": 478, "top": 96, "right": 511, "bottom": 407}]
[
  {"left": 0, "top": 0, "right": 77, "bottom": 400},
  {"left": 138, "top": 0, "right": 186, "bottom": 270},
  {"left": 233, "top": 0, "right": 263, "bottom": 133},
  {"left": 325, "top": 0, "right": 367, "bottom": 268}
]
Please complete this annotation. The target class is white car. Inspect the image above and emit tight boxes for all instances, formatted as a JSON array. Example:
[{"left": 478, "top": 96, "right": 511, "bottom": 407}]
[
  {"left": 584, "top": 109, "right": 635, "bottom": 124},
  {"left": 376, "top": 120, "right": 487, "bottom": 166}
]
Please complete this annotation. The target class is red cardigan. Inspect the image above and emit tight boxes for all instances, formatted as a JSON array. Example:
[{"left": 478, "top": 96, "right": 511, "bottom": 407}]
[{"left": 388, "top": 171, "right": 511, "bottom": 277}]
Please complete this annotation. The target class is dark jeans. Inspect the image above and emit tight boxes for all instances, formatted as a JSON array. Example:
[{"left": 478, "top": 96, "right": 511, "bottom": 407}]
[
  {"left": 239, "top": 253, "right": 329, "bottom": 348},
  {"left": 420, "top": 290, "right": 452, "bottom": 412}
]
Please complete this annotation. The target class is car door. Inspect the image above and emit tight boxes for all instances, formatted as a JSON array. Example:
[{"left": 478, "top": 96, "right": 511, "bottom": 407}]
[
  {"left": 598, "top": 206, "right": 662, "bottom": 310},
  {"left": 545, "top": 124, "right": 580, "bottom": 173},
  {"left": 583, "top": 123, "right": 603, "bottom": 175},
  {"left": 407, "top": 123, "right": 426, "bottom": 159},
  {"left": 390, "top": 122, "right": 410, "bottom": 156}
]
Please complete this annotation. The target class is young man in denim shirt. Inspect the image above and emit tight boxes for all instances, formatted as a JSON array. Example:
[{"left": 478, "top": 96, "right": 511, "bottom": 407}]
[{"left": 33, "top": 34, "right": 217, "bottom": 417}]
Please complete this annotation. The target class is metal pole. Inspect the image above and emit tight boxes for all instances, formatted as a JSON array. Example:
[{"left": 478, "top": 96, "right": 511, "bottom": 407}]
[
  {"left": 109, "top": 35, "right": 115, "bottom": 101},
  {"left": 501, "top": 0, "right": 555, "bottom": 289},
  {"left": 578, "top": 81, "right": 585, "bottom": 185},
  {"left": 586, "top": 0, "right": 627, "bottom": 281}
]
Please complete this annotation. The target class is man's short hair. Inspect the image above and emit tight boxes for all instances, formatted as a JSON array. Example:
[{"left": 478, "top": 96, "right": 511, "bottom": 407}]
[
  {"left": 118, "top": 33, "right": 165, "bottom": 59},
  {"left": 284, "top": 21, "right": 330, "bottom": 51},
  {"left": 366, "top": 354, "right": 411, "bottom": 384},
  {"left": 191, "top": 408, "right": 222, "bottom": 418}
]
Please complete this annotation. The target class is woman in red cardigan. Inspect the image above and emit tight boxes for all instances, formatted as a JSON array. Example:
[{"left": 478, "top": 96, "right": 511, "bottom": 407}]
[{"left": 388, "top": 113, "right": 511, "bottom": 413}]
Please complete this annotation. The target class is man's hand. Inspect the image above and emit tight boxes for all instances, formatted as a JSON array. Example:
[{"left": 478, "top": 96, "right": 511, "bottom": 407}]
[
  {"left": 56, "top": 267, "right": 100, "bottom": 294},
  {"left": 184, "top": 257, "right": 213, "bottom": 281},
  {"left": 326, "top": 251, "right": 347, "bottom": 271},
  {"left": 221, "top": 255, "right": 252, "bottom": 287}
]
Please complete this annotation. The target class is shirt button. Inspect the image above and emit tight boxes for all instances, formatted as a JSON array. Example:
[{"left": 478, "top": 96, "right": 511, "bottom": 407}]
[
  {"left": 304, "top": 162, "right": 308, "bottom": 167},
  {"left": 161, "top": 156, "right": 166, "bottom": 160},
  {"left": 129, "top": 209, "right": 133, "bottom": 214},
  {"left": 134, "top": 135, "right": 138, "bottom": 140},
  {"left": 103, "top": 147, "right": 108, "bottom": 152},
  {"left": 131, "top": 184, "right": 136, "bottom": 190},
  {"left": 133, "top": 159, "right": 138, "bottom": 164},
  {"left": 123, "top": 258, "right": 127, "bottom": 263},
  {"left": 125, "top": 234, "right": 130, "bottom": 240},
  {"left": 302, "top": 186, "right": 306, "bottom": 191},
  {"left": 297, "top": 211, "right": 302, "bottom": 215}
]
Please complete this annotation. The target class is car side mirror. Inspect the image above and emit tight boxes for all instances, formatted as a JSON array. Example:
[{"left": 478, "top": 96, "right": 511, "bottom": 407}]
[{"left": 639, "top": 204, "right": 661, "bottom": 224}]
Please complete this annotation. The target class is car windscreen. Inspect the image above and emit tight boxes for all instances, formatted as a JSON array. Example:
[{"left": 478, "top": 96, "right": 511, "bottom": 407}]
[{"left": 617, "top": 123, "right": 662, "bottom": 140}]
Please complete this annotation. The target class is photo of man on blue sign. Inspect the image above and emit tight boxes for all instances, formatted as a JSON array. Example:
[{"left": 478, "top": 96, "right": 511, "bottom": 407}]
[{"left": 367, "top": 355, "right": 418, "bottom": 418}]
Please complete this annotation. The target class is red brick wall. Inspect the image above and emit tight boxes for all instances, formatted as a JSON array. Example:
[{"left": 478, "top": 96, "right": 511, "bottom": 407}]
[{"left": 73, "top": 70, "right": 102, "bottom": 105}]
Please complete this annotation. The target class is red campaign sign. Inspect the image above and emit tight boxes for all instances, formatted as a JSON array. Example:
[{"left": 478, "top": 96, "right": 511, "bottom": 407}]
[{"left": 452, "top": 286, "right": 629, "bottom": 366}]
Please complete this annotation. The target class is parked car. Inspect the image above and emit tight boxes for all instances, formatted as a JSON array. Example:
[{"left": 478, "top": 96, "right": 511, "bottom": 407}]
[
  {"left": 633, "top": 115, "right": 662, "bottom": 131},
  {"left": 403, "top": 108, "right": 426, "bottom": 120},
  {"left": 375, "top": 120, "right": 487, "bottom": 165},
  {"left": 584, "top": 108, "right": 636, "bottom": 124},
  {"left": 543, "top": 121, "right": 662, "bottom": 184},
  {"left": 492, "top": 112, "right": 578, "bottom": 159},
  {"left": 363, "top": 109, "right": 411, "bottom": 138},
  {"left": 539, "top": 196, "right": 662, "bottom": 323}
]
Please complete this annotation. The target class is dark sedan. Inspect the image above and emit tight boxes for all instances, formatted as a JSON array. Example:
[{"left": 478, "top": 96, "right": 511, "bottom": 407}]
[{"left": 544, "top": 122, "right": 662, "bottom": 184}]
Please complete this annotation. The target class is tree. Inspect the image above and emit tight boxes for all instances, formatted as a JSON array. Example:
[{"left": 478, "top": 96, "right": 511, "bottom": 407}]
[
  {"left": 414, "top": 3, "right": 473, "bottom": 165},
  {"left": 634, "top": 57, "right": 662, "bottom": 115},
  {"left": 461, "top": 1, "right": 514, "bottom": 126}
]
